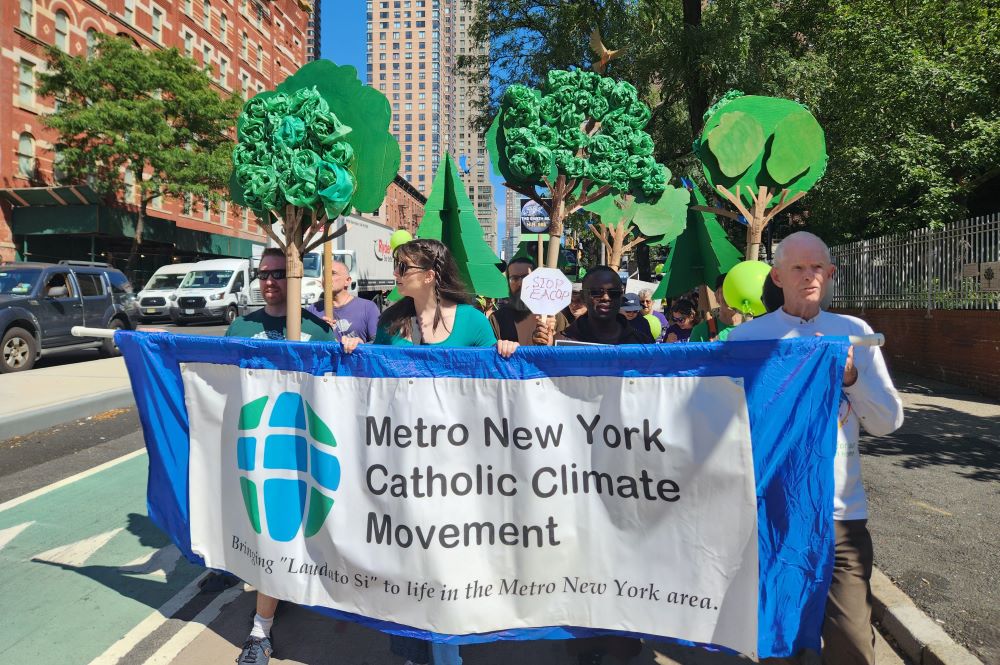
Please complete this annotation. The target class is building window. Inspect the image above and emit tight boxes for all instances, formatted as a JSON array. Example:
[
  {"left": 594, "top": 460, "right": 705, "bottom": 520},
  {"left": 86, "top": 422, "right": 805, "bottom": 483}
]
[
  {"left": 257, "top": 45, "right": 264, "bottom": 70},
  {"left": 184, "top": 32, "right": 194, "bottom": 57},
  {"left": 220, "top": 13, "right": 228, "bottom": 42},
  {"left": 203, "top": 45, "right": 212, "bottom": 74},
  {"left": 220, "top": 200, "right": 228, "bottom": 224},
  {"left": 183, "top": 194, "right": 193, "bottom": 216},
  {"left": 241, "top": 208, "right": 249, "bottom": 230},
  {"left": 55, "top": 10, "right": 69, "bottom": 51},
  {"left": 241, "top": 32, "right": 249, "bottom": 59},
  {"left": 124, "top": 169, "right": 135, "bottom": 203},
  {"left": 185, "top": 0, "right": 193, "bottom": 14},
  {"left": 53, "top": 146, "right": 67, "bottom": 184},
  {"left": 18, "top": 60, "right": 34, "bottom": 107},
  {"left": 19, "top": 0, "right": 33, "bottom": 32},
  {"left": 203, "top": 0, "right": 211, "bottom": 29},
  {"left": 86, "top": 28, "right": 98, "bottom": 58},
  {"left": 152, "top": 8, "right": 163, "bottom": 43},
  {"left": 241, "top": 73, "right": 250, "bottom": 98},
  {"left": 203, "top": 196, "right": 211, "bottom": 221},
  {"left": 218, "top": 57, "right": 228, "bottom": 85},
  {"left": 124, "top": 0, "right": 134, "bottom": 24},
  {"left": 17, "top": 133, "right": 35, "bottom": 177}
]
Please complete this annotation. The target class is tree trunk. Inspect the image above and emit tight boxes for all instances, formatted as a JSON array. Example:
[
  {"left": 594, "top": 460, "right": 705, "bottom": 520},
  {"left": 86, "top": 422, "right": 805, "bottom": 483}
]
[
  {"left": 125, "top": 198, "right": 147, "bottom": 275},
  {"left": 285, "top": 209, "right": 304, "bottom": 341},
  {"left": 608, "top": 220, "right": 629, "bottom": 272},
  {"left": 545, "top": 196, "right": 566, "bottom": 268},
  {"left": 745, "top": 224, "right": 763, "bottom": 261},
  {"left": 682, "top": 0, "right": 709, "bottom": 140},
  {"left": 323, "top": 235, "right": 333, "bottom": 320}
]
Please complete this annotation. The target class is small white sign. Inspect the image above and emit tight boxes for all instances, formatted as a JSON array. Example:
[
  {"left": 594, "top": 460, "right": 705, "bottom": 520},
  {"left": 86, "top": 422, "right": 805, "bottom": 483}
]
[{"left": 522, "top": 267, "right": 572, "bottom": 316}]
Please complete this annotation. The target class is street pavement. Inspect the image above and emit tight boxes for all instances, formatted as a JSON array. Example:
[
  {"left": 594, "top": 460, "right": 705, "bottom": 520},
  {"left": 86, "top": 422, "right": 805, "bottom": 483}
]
[{"left": 4, "top": 334, "right": 993, "bottom": 664}]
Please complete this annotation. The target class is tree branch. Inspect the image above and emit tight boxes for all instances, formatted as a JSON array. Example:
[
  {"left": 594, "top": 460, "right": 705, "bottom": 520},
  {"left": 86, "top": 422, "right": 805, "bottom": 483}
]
[
  {"left": 303, "top": 221, "right": 350, "bottom": 255},
  {"left": 569, "top": 184, "right": 613, "bottom": 214},
  {"left": 503, "top": 182, "right": 550, "bottom": 214},
  {"left": 691, "top": 204, "right": 742, "bottom": 220}
]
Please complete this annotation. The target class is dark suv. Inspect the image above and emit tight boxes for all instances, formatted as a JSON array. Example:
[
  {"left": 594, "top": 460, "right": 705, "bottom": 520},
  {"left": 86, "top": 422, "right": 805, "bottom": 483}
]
[{"left": 0, "top": 261, "right": 137, "bottom": 373}]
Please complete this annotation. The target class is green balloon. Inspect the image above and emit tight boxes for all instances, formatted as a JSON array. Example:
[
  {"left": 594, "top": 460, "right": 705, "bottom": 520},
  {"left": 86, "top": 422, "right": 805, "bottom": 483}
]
[
  {"left": 389, "top": 229, "right": 413, "bottom": 252},
  {"left": 644, "top": 313, "right": 662, "bottom": 340},
  {"left": 723, "top": 260, "right": 771, "bottom": 316},
  {"left": 654, "top": 263, "right": 665, "bottom": 275}
]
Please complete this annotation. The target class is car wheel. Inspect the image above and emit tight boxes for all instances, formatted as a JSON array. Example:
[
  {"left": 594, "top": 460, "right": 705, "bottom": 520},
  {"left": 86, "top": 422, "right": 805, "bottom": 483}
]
[
  {"left": 100, "top": 318, "right": 126, "bottom": 357},
  {"left": 224, "top": 305, "right": 238, "bottom": 325},
  {"left": 1, "top": 327, "right": 38, "bottom": 373}
]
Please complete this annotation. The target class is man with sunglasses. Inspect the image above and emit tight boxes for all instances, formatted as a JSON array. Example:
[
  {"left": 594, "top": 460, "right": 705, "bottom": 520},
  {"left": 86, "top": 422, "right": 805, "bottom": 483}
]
[
  {"left": 534, "top": 266, "right": 653, "bottom": 346},
  {"left": 490, "top": 257, "right": 568, "bottom": 345},
  {"left": 224, "top": 247, "right": 336, "bottom": 665}
]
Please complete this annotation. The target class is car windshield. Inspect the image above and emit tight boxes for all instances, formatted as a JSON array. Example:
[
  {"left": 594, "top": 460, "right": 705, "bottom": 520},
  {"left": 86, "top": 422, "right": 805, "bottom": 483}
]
[
  {"left": 144, "top": 274, "right": 186, "bottom": 291},
  {"left": 0, "top": 268, "right": 42, "bottom": 296},
  {"left": 180, "top": 270, "right": 233, "bottom": 289},
  {"left": 303, "top": 253, "right": 322, "bottom": 278}
]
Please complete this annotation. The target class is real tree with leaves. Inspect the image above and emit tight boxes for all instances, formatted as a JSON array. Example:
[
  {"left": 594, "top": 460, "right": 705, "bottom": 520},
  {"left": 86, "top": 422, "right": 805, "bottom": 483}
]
[
  {"left": 39, "top": 34, "right": 242, "bottom": 272},
  {"left": 488, "top": 68, "right": 667, "bottom": 268},
  {"left": 230, "top": 60, "right": 399, "bottom": 340}
]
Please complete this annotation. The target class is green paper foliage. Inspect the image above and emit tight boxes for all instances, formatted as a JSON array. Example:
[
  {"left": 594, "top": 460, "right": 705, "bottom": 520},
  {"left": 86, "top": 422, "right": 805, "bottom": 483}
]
[
  {"left": 416, "top": 154, "right": 509, "bottom": 299},
  {"left": 230, "top": 60, "right": 400, "bottom": 218},
  {"left": 583, "top": 168, "right": 689, "bottom": 247},
  {"left": 696, "top": 92, "right": 827, "bottom": 207},
  {"left": 487, "top": 69, "right": 666, "bottom": 200},
  {"left": 652, "top": 188, "right": 743, "bottom": 300}
]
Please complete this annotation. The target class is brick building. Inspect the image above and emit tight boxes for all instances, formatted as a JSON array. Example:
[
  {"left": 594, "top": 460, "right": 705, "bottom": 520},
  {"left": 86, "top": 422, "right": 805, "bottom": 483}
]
[
  {"left": 370, "top": 174, "right": 426, "bottom": 235},
  {"left": 0, "top": 0, "right": 315, "bottom": 282}
]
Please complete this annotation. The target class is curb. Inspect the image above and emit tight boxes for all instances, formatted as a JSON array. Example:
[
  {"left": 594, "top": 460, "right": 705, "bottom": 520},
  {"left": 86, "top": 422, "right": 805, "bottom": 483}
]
[
  {"left": 871, "top": 567, "right": 984, "bottom": 665},
  {"left": 3, "top": 387, "right": 136, "bottom": 440}
]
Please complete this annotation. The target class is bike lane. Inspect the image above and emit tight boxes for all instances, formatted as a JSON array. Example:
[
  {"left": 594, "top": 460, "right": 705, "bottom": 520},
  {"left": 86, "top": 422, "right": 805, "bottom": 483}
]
[{"left": 0, "top": 452, "right": 202, "bottom": 664}]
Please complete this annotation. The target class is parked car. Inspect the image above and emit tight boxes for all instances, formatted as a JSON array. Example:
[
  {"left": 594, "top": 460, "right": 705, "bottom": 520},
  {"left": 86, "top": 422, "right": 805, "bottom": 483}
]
[
  {"left": 135, "top": 263, "right": 195, "bottom": 323},
  {"left": 0, "top": 261, "right": 136, "bottom": 373},
  {"left": 169, "top": 258, "right": 249, "bottom": 326}
]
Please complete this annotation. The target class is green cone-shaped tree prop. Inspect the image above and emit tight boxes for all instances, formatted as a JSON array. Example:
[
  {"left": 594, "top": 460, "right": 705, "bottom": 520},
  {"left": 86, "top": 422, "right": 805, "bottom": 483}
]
[
  {"left": 488, "top": 69, "right": 667, "bottom": 268},
  {"left": 416, "top": 154, "right": 509, "bottom": 298},
  {"left": 583, "top": 167, "right": 690, "bottom": 271},
  {"left": 653, "top": 188, "right": 744, "bottom": 299},
  {"left": 694, "top": 91, "right": 827, "bottom": 260},
  {"left": 230, "top": 59, "right": 399, "bottom": 339}
]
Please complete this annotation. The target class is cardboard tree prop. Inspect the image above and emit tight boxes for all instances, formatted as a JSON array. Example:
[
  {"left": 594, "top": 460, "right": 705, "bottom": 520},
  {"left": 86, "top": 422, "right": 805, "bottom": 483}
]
[
  {"left": 415, "top": 154, "right": 509, "bottom": 298},
  {"left": 487, "top": 69, "right": 667, "bottom": 268},
  {"left": 582, "top": 168, "right": 690, "bottom": 271},
  {"left": 230, "top": 60, "right": 400, "bottom": 340},
  {"left": 653, "top": 187, "right": 744, "bottom": 300},
  {"left": 694, "top": 91, "right": 827, "bottom": 260}
]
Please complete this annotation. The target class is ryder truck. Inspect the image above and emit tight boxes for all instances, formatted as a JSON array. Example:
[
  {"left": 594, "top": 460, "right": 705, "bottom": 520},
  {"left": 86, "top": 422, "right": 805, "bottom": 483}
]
[{"left": 243, "top": 213, "right": 396, "bottom": 314}]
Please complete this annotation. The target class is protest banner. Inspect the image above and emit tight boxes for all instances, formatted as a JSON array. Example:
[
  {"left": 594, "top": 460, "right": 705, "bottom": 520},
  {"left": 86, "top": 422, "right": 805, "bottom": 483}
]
[{"left": 118, "top": 332, "right": 848, "bottom": 659}]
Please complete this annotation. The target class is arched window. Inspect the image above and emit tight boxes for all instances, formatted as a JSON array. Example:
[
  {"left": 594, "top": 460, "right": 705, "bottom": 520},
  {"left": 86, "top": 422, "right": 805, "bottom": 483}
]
[
  {"left": 220, "top": 13, "right": 228, "bottom": 42},
  {"left": 55, "top": 10, "right": 69, "bottom": 51},
  {"left": 19, "top": 0, "right": 34, "bottom": 33},
  {"left": 53, "top": 145, "right": 67, "bottom": 184},
  {"left": 86, "top": 28, "right": 98, "bottom": 59},
  {"left": 17, "top": 133, "right": 35, "bottom": 177}
]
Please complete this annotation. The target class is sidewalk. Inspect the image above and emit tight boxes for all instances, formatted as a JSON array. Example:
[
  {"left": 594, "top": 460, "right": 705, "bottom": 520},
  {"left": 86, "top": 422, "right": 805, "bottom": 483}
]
[
  {"left": 0, "top": 356, "right": 133, "bottom": 439},
  {"left": 0, "top": 359, "right": 987, "bottom": 664}
]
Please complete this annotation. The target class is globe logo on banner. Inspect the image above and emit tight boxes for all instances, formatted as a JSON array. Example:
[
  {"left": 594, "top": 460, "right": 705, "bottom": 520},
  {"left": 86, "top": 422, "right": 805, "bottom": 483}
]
[{"left": 236, "top": 392, "right": 340, "bottom": 542}]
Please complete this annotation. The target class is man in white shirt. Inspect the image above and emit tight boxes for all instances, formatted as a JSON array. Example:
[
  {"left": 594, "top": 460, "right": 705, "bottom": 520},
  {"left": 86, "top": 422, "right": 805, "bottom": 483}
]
[{"left": 728, "top": 232, "right": 904, "bottom": 665}]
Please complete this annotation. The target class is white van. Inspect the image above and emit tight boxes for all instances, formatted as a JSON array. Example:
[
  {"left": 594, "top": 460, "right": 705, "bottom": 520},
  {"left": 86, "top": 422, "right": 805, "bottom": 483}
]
[
  {"left": 135, "top": 263, "right": 195, "bottom": 323},
  {"left": 169, "top": 258, "right": 250, "bottom": 326}
]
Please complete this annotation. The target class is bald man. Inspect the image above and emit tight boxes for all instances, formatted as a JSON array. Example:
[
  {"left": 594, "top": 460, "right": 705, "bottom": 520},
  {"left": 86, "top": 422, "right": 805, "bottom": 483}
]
[
  {"left": 306, "top": 260, "right": 379, "bottom": 342},
  {"left": 728, "top": 232, "right": 903, "bottom": 665}
]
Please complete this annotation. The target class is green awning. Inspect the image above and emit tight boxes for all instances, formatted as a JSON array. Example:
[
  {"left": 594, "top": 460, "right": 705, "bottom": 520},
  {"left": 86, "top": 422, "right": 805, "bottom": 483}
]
[
  {"left": 11, "top": 205, "right": 175, "bottom": 243},
  {"left": 0, "top": 185, "right": 100, "bottom": 207}
]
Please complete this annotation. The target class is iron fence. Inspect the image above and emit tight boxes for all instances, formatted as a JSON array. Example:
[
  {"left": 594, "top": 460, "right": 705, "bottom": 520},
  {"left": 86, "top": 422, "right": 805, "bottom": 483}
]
[{"left": 830, "top": 213, "right": 1000, "bottom": 310}]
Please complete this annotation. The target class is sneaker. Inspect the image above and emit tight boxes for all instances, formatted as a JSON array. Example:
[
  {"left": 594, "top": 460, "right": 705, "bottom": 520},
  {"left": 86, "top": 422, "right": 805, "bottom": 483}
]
[{"left": 236, "top": 636, "right": 273, "bottom": 664}]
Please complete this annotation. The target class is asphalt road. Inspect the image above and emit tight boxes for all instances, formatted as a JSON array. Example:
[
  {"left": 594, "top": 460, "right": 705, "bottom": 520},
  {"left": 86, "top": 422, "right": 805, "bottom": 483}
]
[{"left": 862, "top": 374, "right": 1000, "bottom": 665}]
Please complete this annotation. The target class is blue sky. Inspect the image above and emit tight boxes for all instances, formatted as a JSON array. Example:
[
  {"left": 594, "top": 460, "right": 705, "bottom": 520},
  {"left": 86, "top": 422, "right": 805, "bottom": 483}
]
[{"left": 319, "top": 0, "right": 507, "bottom": 244}]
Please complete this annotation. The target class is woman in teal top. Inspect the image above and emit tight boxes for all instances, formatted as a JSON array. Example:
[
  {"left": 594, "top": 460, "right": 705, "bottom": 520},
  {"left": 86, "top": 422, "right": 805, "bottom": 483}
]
[{"left": 348, "top": 238, "right": 516, "bottom": 356}]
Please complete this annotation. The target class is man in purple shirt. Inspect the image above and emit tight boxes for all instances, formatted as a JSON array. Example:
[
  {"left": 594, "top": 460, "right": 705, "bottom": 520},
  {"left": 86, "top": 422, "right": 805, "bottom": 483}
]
[{"left": 306, "top": 260, "right": 380, "bottom": 342}]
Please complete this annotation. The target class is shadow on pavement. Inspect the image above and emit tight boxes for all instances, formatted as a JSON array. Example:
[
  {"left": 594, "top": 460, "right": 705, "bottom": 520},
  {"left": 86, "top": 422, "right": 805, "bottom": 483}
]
[{"left": 860, "top": 393, "right": 1000, "bottom": 483}]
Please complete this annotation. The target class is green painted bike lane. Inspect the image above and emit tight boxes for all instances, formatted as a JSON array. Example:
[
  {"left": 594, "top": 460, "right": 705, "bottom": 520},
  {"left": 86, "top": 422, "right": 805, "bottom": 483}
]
[{"left": 0, "top": 453, "right": 203, "bottom": 664}]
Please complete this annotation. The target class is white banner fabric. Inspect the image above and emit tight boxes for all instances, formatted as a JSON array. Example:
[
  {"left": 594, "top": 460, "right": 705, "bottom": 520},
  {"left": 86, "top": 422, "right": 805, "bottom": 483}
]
[{"left": 183, "top": 363, "right": 759, "bottom": 656}]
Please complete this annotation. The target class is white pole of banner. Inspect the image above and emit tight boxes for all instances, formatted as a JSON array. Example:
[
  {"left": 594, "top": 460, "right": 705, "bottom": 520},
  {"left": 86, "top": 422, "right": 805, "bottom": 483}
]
[
  {"left": 71, "top": 326, "right": 116, "bottom": 339},
  {"left": 849, "top": 333, "right": 885, "bottom": 347}
]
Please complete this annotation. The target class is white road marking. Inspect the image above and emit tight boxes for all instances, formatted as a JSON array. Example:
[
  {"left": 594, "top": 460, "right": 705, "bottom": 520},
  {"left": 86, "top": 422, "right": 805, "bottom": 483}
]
[
  {"left": 119, "top": 544, "right": 183, "bottom": 579},
  {"left": 139, "top": 582, "right": 247, "bottom": 665},
  {"left": 87, "top": 571, "right": 210, "bottom": 665},
  {"left": 0, "top": 521, "right": 34, "bottom": 551},
  {"left": 34, "top": 527, "right": 124, "bottom": 566},
  {"left": 0, "top": 449, "right": 146, "bottom": 514}
]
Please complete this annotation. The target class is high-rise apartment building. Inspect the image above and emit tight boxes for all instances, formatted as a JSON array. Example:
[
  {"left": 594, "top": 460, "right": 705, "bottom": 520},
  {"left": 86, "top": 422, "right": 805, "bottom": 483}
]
[
  {"left": 306, "top": 0, "right": 321, "bottom": 61},
  {"left": 366, "top": 0, "right": 497, "bottom": 249},
  {"left": 503, "top": 187, "right": 519, "bottom": 259},
  {"left": 0, "top": 0, "right": 313, "bottom": 273}
]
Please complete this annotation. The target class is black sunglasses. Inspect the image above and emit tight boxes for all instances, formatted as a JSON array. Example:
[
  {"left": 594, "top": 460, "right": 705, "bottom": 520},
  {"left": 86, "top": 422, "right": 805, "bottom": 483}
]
[
  {"left": 258, "top": 269, "right": 287, "bottom": 281},
  {"left": 588, "top": 288, "right": 624, "bottom": 299},
  {"left": 394, "top": 261, "right": 429, "bottom": 275}
]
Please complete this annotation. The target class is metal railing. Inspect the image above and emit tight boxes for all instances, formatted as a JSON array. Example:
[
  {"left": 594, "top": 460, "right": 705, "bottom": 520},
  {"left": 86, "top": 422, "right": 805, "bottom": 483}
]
[{"left": 831, "top": 213, "right": 1000, "bottom": 311}]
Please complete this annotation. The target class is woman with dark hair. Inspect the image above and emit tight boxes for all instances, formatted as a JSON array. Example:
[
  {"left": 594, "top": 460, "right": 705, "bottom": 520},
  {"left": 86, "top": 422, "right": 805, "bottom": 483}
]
[
  {"left": 664, "top": 299, "right": 698, "bottom": 343},
  {"left": 367, "top": 238, "right": 516, "bottom": 356}
]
